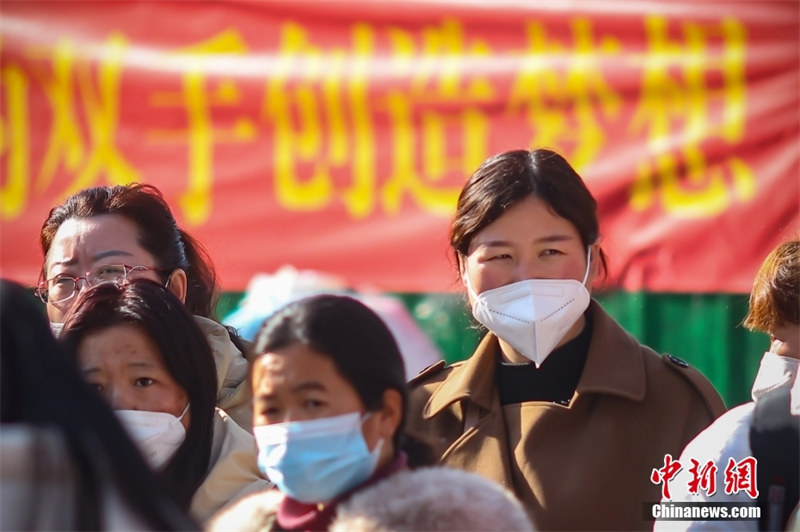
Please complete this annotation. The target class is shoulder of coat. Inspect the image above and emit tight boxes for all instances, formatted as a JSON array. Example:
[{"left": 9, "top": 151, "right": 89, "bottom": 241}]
[
  {"left": 206, "top": 489, "right": 282, "bottom": 532},
  {"left": 408, "top": 360, "right": 449, "bottom": 387},
  {"left": 409, "top": 358, "right": 470, "bottom": 389},
  {"left": 660, "top": 353, "right": 726, "bottom": 416}
]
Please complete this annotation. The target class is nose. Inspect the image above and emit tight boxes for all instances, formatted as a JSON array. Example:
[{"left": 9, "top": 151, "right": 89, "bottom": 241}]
[
  {"left": 74, "top": 277, "right": 91, "bottom": 295},
  {"left": 513, "top": 257, "right": 544, "bottom": 283},
  {"left": 109, "top": 387, "right": 137, "bottom": 411}
]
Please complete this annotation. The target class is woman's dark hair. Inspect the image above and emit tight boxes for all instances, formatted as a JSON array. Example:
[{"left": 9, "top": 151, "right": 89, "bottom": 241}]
[
  {"left": 0, "top": 280, "right": 196, "bottom": 529},
  {"left": 253, "top": 295, "right": 408, "bottom": 450},
  {"left": 450, "top": 148, "right": 608, "bottom": 279},
  {"left": 743, "top": 238, "right": 800, "bottom": 333},
  {"left": 59, "top": 279, "right": 218, "bottom": 512},
  {"left": 40, "top": 183, "right": 219, "bottom": 320}
]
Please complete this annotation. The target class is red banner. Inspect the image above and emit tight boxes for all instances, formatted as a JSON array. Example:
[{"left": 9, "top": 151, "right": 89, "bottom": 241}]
[{"left": 1, "top": 1, "right": 798, "bottom": 293}]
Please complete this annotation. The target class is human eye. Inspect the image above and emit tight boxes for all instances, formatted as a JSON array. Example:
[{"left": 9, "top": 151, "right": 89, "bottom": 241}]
[
  {"left": 91, "top": 264, "right": 126, "bottom": 283},
  {"left": 48, "top": 275, "right": 77, "bottom": 301},
  {"left": 50, "top": 275, "right": 77, "bottom": 290},
  {"left": 540, "top": 248, "right": 564, "bottom": 257},
  {"left": 134, "top": 377, "right": 154, "bottom": 387},
  {"left": 52, "top": 274, "right": 75, "bottom": 285},
  {"left": 262, "top": 405, "right": 282, "bottom": 419},
  {"left": 476, "top": 247, "right": 512, "bottom": 263},
  {"left": 88, "top": 382, "right": 104, "bottom": 392},
  {"left": 303, "top": 398, "right": 326, "bottom": 411},
  {"left": 255, "top": 399, "right": 283, "bottom": 422}
]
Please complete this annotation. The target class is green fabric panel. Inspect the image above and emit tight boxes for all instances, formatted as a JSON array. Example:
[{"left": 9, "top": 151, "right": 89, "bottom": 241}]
[
  {"left": 216, "top": 292, "right": 247, "bottom": 324},
  {"left": 218, "top": 291, "right": 767, "bottom": 409}
]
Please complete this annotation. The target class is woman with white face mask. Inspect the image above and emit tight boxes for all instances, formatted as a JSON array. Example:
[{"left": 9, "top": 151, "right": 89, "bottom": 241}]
[
  {"left": 655, "top": 238, "right": 799, "bottom": 532},
  {"left": 746, "top": 239, "right": 800, "bottom": 401},
  {"left": 406, "top": 148, "right": 726, "bottom": 531},
  {"left": 59, "top": 280, "right": 268, "bottom": 525}
]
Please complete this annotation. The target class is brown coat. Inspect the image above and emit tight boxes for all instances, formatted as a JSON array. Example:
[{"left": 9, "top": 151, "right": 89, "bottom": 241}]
[{"left": 407, "top": 300, "right": 726, "bottom": 531}]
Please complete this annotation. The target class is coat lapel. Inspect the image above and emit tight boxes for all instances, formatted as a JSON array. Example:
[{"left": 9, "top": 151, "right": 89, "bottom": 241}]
[
  {"left": 424, "top": 334, "right": 515, "bottom": 488},
  {"left": 575, "top": 301, "right": 647, "bottom": 402}
]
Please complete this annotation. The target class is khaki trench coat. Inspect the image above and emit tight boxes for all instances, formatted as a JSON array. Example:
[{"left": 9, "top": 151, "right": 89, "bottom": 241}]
[{"left": 407, "top": 300, "right": 726, "bottom": 531}]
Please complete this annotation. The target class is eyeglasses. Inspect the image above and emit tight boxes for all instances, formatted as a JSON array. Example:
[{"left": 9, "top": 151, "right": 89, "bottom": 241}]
[{"left": 36, "top": 264, "right": 170, "bottom": 304}]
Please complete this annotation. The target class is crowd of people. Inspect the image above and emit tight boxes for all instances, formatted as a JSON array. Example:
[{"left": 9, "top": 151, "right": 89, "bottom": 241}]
[{"left": 1, "top": 148, "right": 797, "bottom": 531}]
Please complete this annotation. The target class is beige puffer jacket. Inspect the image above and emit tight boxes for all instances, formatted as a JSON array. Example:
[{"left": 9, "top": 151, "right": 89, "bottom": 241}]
[
  {"left": 189, "top": 408, "right": 270, "bottom": 524},
  {"left": 195, "top": 316, "right": 253, "bottom": 432}
]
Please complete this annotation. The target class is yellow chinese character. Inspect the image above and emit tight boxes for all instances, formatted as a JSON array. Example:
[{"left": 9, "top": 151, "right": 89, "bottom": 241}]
[
  {"left": 0, "top": 62, "right": 30, "bottom": 220},
  {"left": 149, "top": 30, "right": 256, "bottom": 226},
  {"left": 263, "top": 22, "right": 377, "bottom": 218},
  {"left": 509, "top": 19, "right": 621, "bottom": 169},
  {"left": 631, "top": 147, "right": 755, "bottom": 218},
  {"left": 65, "top": 33, "right": 140, "bottom": 196},
  {"left": 629, "top": 15, "right": 753, "bottom": 218},
  {"left": 5, "top": 34, "right": 139, "bottom": 215},
  {"left": 30, "top": 39, "right": 84, "bottom": 194},
  {"left": 380, "top": 20, "right": 492, "bottom": 216}
]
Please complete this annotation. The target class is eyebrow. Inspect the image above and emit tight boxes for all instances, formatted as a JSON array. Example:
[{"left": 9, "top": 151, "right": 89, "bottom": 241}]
[
  {"left": 292, "top": 381, "right": 327, "bottom": 393},
  {"left": 476, "top": 234, "right": 577, "bottom": 248},
  {"left": 255, "top": 380, "right": 327, "bottom": 400},
  {"left": 49, "top": 257, "right": 78, "bottom": 269},
  {"left": 93, "top": 250, "right": 135, "bottom": 261},
  {"left": 50, "top": 250, "right": 136, "bottom": 270},
  {"left": 133, "top": 360, "right": 158, "bottom": 366},
  {"left": 82, "top": 361, "right": 158, "bottom": 375}
]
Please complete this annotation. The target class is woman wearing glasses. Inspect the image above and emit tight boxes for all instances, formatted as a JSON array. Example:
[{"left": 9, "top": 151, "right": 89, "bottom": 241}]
[
  {"left": 59, "top": 279, "right": 269, "bottom": 524},
  {"left": 37, "top": 184, "right": 255, "bottom": 430}
]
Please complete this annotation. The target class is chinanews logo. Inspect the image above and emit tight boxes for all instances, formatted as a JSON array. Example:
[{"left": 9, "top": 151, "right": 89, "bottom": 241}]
[
  {"left": 645, "top": 502, "right": 761, "bottom": 521},
  {"left": 645, "top": 454, "right": 761, "bottom": 522}
]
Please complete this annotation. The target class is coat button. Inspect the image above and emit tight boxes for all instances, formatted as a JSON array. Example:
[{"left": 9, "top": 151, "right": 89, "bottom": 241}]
[{"left": 667, "top": 354, "right": 689, "bottom": 368}]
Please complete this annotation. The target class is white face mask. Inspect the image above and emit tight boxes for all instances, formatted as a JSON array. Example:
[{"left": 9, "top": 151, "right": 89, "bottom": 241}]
[
  {"left": 751, "top": 352, "right": 800, "bottom": 401},
  {"left": 116, "top": 403, "right": 189, "bottom": 470},
  {"left": 465, "top": 248, "right": 592, "bottom": 368},
  {"left": 50, "top": 322, "right": 64, "bottom": 337}
]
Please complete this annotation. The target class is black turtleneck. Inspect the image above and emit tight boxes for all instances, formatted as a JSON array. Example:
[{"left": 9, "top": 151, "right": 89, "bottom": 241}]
[{"left": 496, "top": 308, "right": 593, "bottom": 406}]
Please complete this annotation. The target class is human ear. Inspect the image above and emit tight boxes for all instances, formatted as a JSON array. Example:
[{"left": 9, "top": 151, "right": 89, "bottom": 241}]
[
  {"left": 376, "top": 388, "right": 403, "bottom": 441},
  {"left": 166, "top": 269, "right": 188, "bottom": 303},
  {"left": 587, "top": 242, "right": 602, "bottom": 287}
]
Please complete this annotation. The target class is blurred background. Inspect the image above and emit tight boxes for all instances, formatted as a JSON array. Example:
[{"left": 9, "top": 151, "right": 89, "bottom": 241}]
[{"left": 1, "top": 0, "right": 798, "bottom": 407}]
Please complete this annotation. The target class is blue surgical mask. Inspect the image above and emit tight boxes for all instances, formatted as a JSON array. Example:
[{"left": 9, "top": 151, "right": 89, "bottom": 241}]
[{"left": 254, "top": 411, "right": 382, "bottom": 503}]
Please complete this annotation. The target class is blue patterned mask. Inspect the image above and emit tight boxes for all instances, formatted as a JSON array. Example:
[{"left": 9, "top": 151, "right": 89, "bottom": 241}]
[{"left": 254, "top": 411, "right": 382, "bottom": 503}]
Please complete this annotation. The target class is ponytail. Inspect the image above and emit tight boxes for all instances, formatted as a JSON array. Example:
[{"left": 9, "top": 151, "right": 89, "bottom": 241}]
[{"left": 177, "top": 229, "right": 218, "bottom": 320}]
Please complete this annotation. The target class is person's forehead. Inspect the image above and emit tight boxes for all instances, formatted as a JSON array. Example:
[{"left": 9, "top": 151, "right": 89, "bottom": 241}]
[
  {"left": 470, "top": 198, "right": 579, "bottom": 249},
  {"left": 252, "top": 348, "right": 345, "bottom": 389},
  {"left": 48, "top": 215, "right": 154, "bottom": 268},
  {"left": 55, "top": 215, "right": 141, "bottom": 246}
]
